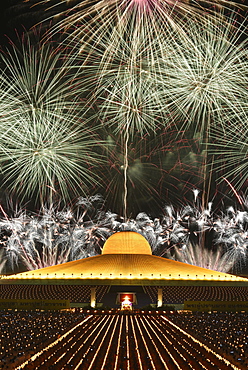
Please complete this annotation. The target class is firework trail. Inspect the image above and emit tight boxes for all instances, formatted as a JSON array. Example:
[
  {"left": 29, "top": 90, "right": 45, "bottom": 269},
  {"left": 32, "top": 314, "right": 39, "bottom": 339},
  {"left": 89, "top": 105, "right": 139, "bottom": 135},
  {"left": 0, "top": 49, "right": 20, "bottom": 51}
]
[
  {"left": 0, "top": 196, "right": 113, "bottom": 272},
  {"left": 1, "top": 191, "right": 247, "bottom": 273},
  {"left": 38, "top": 0, "right": 244, "bottom": 43}
]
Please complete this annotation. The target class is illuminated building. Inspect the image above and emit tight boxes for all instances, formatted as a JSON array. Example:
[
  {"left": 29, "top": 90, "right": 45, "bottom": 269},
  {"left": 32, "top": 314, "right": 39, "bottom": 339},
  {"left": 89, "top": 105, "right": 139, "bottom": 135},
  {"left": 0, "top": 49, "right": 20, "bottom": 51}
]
[{"left": 1, "top": 231, "right": 248, "bottom": 309}]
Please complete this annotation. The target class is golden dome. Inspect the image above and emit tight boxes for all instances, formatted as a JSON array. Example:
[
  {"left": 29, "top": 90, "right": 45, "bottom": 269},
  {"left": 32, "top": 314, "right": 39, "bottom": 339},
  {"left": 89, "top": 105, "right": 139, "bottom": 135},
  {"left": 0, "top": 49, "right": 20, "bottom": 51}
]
[{"left": 102, "top": 231, "right": 152, "bottom": 255}]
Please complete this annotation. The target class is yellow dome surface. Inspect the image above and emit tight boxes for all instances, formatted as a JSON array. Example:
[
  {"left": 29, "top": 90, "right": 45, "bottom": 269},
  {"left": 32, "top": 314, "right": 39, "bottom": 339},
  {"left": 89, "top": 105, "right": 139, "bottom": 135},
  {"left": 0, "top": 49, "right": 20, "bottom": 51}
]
[
  {"left": 102, "top": 231, "right": 152, "bottom": 255},
  {"left": 5, "top": 254, "right": 248, "bottom": 284}
]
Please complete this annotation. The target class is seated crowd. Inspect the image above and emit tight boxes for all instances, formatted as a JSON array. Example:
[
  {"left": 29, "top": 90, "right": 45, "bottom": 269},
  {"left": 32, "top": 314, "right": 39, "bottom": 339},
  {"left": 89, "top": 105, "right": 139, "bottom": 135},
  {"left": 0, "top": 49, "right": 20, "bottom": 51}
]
[
  {"left": 0, "top": 310, "right": 85, "bottom": 369},
  {"left": 0, "top": 310, "right": 245, "bottom": 370},
  {"left": 144, "top": 285, "right": 248, "bottom": 304},
  {"left": 169, "top": 312, "right": 248, "bottom": 369},
  {"left": 0, "top": 285, "right": 109, "bottom": 303}
]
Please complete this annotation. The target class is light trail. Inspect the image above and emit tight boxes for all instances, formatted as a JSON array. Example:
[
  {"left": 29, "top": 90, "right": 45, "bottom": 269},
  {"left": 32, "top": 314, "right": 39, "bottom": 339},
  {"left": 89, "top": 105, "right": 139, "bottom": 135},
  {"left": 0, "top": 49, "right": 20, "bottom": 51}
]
[
  {"left": 141, "top": 315, "right": 181, "bottom": 369},
  {"left": 150, "top": 315, "right": 208, "bottom": 369},
  {"left": 73, "top": 314, "right": 114, "bottom": 370},
  {"left": 125, "top": 315, "right": 131, "bottom": 370},
  {"left": 138, "top": 315, "right": 172, "bottom": 369},
  {"left": 16, "top": 315, "right": 94, "bottom": 369},
  {"left": 161, "top": 315, "right": 241, "bottom": 370},
  {"left": 83, "top": 315, "right": 117, "bottom": 370},
  {"left": 130, "top": 315, "right": 143, "bottom": 370},
  {"left": 100, "top": 314, "right": 122, "bottom": 370},
  {"left": 114, "top": 314, "right": 130, "bottom": 370},
  {"left": 133, "top": 315, "right": 157, "bottom": 370},
  {"left": 54, "top": 315, "right": 106, "bottom": 368},
  {"left": 113, "top": 315, "right": 124, "bottom": 370}
]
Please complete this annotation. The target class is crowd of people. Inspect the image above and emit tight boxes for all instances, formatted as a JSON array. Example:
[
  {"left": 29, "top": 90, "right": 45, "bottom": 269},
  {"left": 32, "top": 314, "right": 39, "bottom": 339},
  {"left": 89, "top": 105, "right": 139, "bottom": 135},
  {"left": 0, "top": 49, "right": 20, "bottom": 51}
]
[
  {"left": 0, "top": 310, "right": 248, "bottom": 370},
  {"left": 0, "top": 310, "right": 85, "bottom": 369},
  {"left": 144, "top": 285, "right": 248, "bottom": 304},
  {"left": 169, "top": 312, "right": 248, "bottom": 369},
  {"left": 1, "top": 309, "right": 246, "bottom": 369},
  {"left": 0, "top": 284, "right": 109, "bottom": 304}
]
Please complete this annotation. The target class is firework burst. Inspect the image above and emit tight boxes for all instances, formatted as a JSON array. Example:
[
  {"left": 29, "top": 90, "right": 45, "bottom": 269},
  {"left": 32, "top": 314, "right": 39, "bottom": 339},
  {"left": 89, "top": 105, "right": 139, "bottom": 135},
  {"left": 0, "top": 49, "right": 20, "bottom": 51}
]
[
  {"left": 159, "top": 15, "right": 248, "bottom": 135},
  {"left": 0, "top": 36, "right": 80, "bottom": 121},
  {"left": 0, "top": 107, "right": 102, "bottom": 203},
  {"left": 213, "top": 206, "right": 248, "bottom": 267},
  {"left": 0, "top": 248, "right": 6, "bottom": 274},
  {"left": 0, "top": 37, "right": 104, "bottom": 204},
  {"left": 76, "top": 31, "right": 170, "bottom": 219},
  {"left": 0, "top": 196, "right": 111, "bottom": 272},
  {"left": 174, "top": 242, "right": 235, "bottom": 272}
]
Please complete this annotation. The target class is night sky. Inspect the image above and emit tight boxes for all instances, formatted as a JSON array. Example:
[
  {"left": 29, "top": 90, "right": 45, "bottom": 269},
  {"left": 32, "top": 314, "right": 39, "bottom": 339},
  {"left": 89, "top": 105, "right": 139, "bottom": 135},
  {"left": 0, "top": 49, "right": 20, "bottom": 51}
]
[
  {"left": 0, "top": 2, "right": 44, "bottom": 47},
  {"left": 0, "top": 1, "right": 85, "bottom": 48},
  {"left": 0, "top": 1, "right": 248, "bottom": 275}
]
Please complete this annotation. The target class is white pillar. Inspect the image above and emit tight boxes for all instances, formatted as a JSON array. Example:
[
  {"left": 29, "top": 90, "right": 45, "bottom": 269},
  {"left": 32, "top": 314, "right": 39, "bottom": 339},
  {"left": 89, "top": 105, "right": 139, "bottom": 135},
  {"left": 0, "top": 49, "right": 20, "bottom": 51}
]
[
  {"left": 90, "top": 287, "right": 96, "bottom": 308},
  {"left": 157, "top": 288, "right": 163, "bottom": 307}
]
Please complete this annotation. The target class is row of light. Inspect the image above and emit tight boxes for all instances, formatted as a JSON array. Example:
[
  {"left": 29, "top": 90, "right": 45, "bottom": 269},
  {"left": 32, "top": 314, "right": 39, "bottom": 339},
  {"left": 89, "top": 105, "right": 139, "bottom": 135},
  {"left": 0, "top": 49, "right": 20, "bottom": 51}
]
[
  {"left": 3, "top": 272, "right": 242, "bottom": 280},
  {"left": 135, "top": 314, "right": 169, "bottom": 369},
  {"left": 162, "top": 315, "right": 240, "bottom": 370},
  {"left": 141, "top": 315, "right": 182, "bottom": 369},
  {"left": 17, "top": 315, "right": 94, "bottom": 369}
]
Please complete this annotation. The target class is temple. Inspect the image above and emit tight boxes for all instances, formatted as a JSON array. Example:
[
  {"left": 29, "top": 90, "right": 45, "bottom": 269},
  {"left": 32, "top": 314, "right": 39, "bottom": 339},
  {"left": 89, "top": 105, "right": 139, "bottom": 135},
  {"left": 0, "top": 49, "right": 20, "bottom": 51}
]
[{"left": 1, "top": 231, "right": 248, "bottom": 309}]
